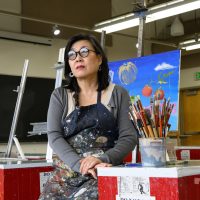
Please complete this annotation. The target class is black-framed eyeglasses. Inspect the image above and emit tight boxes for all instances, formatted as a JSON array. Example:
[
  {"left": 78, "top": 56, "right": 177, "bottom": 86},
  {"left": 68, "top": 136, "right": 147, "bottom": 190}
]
[{"left": 68, "top": 47, "right": 97, "bottom": 61}]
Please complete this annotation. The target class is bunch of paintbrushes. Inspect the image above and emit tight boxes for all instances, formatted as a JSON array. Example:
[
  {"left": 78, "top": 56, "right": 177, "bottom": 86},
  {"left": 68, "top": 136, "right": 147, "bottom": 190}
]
[{"left": 129, "top": 97, "right": 174, "bottom": 138}]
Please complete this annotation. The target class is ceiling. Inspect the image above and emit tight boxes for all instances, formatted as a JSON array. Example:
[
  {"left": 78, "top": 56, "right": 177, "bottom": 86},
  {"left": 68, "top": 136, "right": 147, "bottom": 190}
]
[{"left": 0, "top": 0, "right": 200, "bottom": 55}]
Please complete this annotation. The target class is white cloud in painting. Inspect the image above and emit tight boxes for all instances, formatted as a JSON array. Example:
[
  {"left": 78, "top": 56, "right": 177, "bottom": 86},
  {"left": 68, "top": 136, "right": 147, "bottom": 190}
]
[{"left": 154, "top": 62, "right": 176, "bottom": 71}]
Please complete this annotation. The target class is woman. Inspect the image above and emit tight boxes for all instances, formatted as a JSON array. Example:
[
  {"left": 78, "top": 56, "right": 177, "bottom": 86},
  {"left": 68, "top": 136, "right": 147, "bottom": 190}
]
[{"left": 39, "top": 33, "right": 137, "bottom": 199}]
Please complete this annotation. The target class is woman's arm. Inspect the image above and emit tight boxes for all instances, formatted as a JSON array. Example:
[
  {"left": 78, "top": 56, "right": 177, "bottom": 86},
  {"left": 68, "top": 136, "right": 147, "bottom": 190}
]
[
  {"left": 47, "top": 88, "right": 81, "bottom": 172},
  {"left": 99, "top": 86, "right": 138, "bottom": 165}
]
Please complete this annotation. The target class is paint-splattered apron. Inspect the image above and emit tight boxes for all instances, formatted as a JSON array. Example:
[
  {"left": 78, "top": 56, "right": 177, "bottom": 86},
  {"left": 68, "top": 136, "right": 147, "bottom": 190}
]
[{"left": 39, "top": 91, "right": 118, "bottom": 200}]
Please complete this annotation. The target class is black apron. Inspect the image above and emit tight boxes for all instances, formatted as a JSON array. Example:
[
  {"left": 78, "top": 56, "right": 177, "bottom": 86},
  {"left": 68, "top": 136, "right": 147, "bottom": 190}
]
[
  {"left": 39, "top": 90, "right": 119, "bottom": 200},
  {"left": 63, "top": 91, "right": 118, "bottom": 157}
]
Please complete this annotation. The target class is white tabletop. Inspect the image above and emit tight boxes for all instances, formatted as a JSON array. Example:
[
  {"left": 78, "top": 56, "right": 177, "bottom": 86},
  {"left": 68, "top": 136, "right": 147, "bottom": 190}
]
[
  {"left": 0, "top": 158, "right": 53, "bottom": 169},
  {"left": 175, "top": 146, "right": 200, "bottom": 149},
  {"left": 97, "top": 160, "right": 200, "bottom": 178}
]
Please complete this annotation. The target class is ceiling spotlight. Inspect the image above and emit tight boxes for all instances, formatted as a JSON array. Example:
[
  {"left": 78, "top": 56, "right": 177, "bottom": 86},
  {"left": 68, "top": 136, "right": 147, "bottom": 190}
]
[{"left": 53, "top": 25, "right": 60, "bottom": 35}]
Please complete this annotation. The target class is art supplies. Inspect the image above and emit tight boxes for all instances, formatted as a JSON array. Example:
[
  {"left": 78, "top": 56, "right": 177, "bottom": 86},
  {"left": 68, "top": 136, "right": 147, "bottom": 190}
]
[{"left": 129, "top": 96, "right": 174, "bottom": 138}]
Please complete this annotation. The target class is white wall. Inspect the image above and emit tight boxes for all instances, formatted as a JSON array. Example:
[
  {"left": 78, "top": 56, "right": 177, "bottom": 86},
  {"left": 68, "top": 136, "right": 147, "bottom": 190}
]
[
  {"left": 180, "top": 67, "right": 200, "bottom": 89},
  {"left": 0, "top": 142, "right": 47, "bottom": 155},
  {"left": 107, "top": 34, "right": 138, "bottom": 61},
  {"left": 0, "top": 38, "right": 66, "bottom": 78},
  {"left": 107, "top": 34, "right": 152, "bottom": 61}
]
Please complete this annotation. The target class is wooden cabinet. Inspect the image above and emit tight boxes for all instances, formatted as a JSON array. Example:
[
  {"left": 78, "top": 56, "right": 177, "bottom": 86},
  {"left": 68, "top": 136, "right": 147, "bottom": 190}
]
[{"left": 179, "top": 88, "right": 200, "bottom": 145}]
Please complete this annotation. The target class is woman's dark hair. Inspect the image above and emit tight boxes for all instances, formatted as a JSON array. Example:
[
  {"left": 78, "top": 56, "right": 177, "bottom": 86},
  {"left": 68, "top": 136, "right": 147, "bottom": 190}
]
[{"left": 64, "top": 33, "right": 110, "bottom": 97}]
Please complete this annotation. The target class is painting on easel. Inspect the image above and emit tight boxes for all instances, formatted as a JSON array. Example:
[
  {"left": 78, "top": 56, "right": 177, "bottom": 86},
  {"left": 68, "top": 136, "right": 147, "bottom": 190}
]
[{"left": 109, "top": 50, "right": 180, "bottom": 131}]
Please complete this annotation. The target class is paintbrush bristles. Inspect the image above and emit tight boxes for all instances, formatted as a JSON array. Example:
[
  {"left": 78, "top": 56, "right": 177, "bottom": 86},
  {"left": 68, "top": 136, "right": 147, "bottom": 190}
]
[{"left": 129, "top": 96, "right": 174, "bottom": 138}]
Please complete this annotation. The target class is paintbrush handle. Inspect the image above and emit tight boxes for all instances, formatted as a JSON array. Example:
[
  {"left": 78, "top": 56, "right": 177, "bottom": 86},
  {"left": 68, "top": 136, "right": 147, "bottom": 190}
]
[
  {"left": 147, "top": 125, "right": 155, "bottom": 138},
  {"left": 153, "top": 127, "right": 159, "bottom": 138},
  {"left": 143, "top": 126, "right": 149, "bottom": 138},
  {"left": 159, "top": 118, "right": 163, "bottom": 137}
]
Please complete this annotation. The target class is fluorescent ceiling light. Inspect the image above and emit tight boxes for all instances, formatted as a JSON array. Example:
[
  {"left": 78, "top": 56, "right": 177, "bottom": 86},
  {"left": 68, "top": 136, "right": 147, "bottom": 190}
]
[
  {"left": 93, "top": 0, "right": 200, "bottom": 33},
  {"left": 179, "top": 39, "right": 200, "bottom": 51},
  {"left": 179, "top": 39, "right": 196, "bottom": 45},
  {"left": 179, "top": 40, "right": 200, "bottom": 51},
  {"left": 185, "top": 43, "right": 200, "bottom": 51},
  {"left": 94, "top": 13, "right": 139, "bottom": 33},
  {"left": 146, "top": 0, "right": 200, "bottom": 23}
]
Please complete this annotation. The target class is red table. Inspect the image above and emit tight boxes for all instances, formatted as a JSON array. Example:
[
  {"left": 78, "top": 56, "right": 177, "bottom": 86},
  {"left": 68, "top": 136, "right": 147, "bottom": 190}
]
[
  {"left": 0, "top": 159, "right": 53, "bottom": 200},
  {"left": 98, "top": 161, "right": 200, "bottom": 200},
  {"left": 175, "top": 146, "right": 200, "bottom": 160}
]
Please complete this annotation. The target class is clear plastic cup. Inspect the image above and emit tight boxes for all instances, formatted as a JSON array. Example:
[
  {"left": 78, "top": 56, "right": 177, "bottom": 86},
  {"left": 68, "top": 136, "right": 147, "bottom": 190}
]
[{"left": 139, "top": 138, "right": 166, "bottom": 167}]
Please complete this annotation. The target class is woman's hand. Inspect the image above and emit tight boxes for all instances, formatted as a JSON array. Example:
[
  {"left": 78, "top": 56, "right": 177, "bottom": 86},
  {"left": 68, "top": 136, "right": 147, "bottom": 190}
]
[
  {"left": 87, "top": 168, "right": 97, "bottom": 179},
  {"left": 87, "top": 163, "right": 112, "bottom": 179},
  {"left": 80, "top": 156, "right": 112, "bottom": 179},
  {"left": 94, "top": 163, "right": 112, "bottom": 168},
  {"left": 80, "top": 156, "right": 102, "bottom": 176}
]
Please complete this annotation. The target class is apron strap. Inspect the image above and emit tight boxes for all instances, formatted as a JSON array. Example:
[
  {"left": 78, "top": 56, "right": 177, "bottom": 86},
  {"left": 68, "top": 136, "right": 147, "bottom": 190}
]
[
  {"left": 66, "top": 83, "right": 115, "bottom": 115},
  {"left": 66, "top": 90, "right": 75, "bottom": 116},
  {"left": 97, "top": 91, "right": 101, "bottom": 103},
  {"left": 102, "top": 83, "right": 115, "bottom": 111}
]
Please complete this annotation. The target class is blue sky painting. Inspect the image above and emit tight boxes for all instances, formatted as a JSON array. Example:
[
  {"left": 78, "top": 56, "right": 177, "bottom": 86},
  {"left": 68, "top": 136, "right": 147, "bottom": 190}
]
[{"left": 109, "top": 50, "right": 181, "bottom": 131}]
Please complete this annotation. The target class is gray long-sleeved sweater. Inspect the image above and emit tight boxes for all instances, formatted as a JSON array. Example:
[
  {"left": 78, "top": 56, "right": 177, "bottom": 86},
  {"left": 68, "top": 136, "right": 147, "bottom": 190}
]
[{"left": 47, "top": 84, "right": 137, "bottom": 172}]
